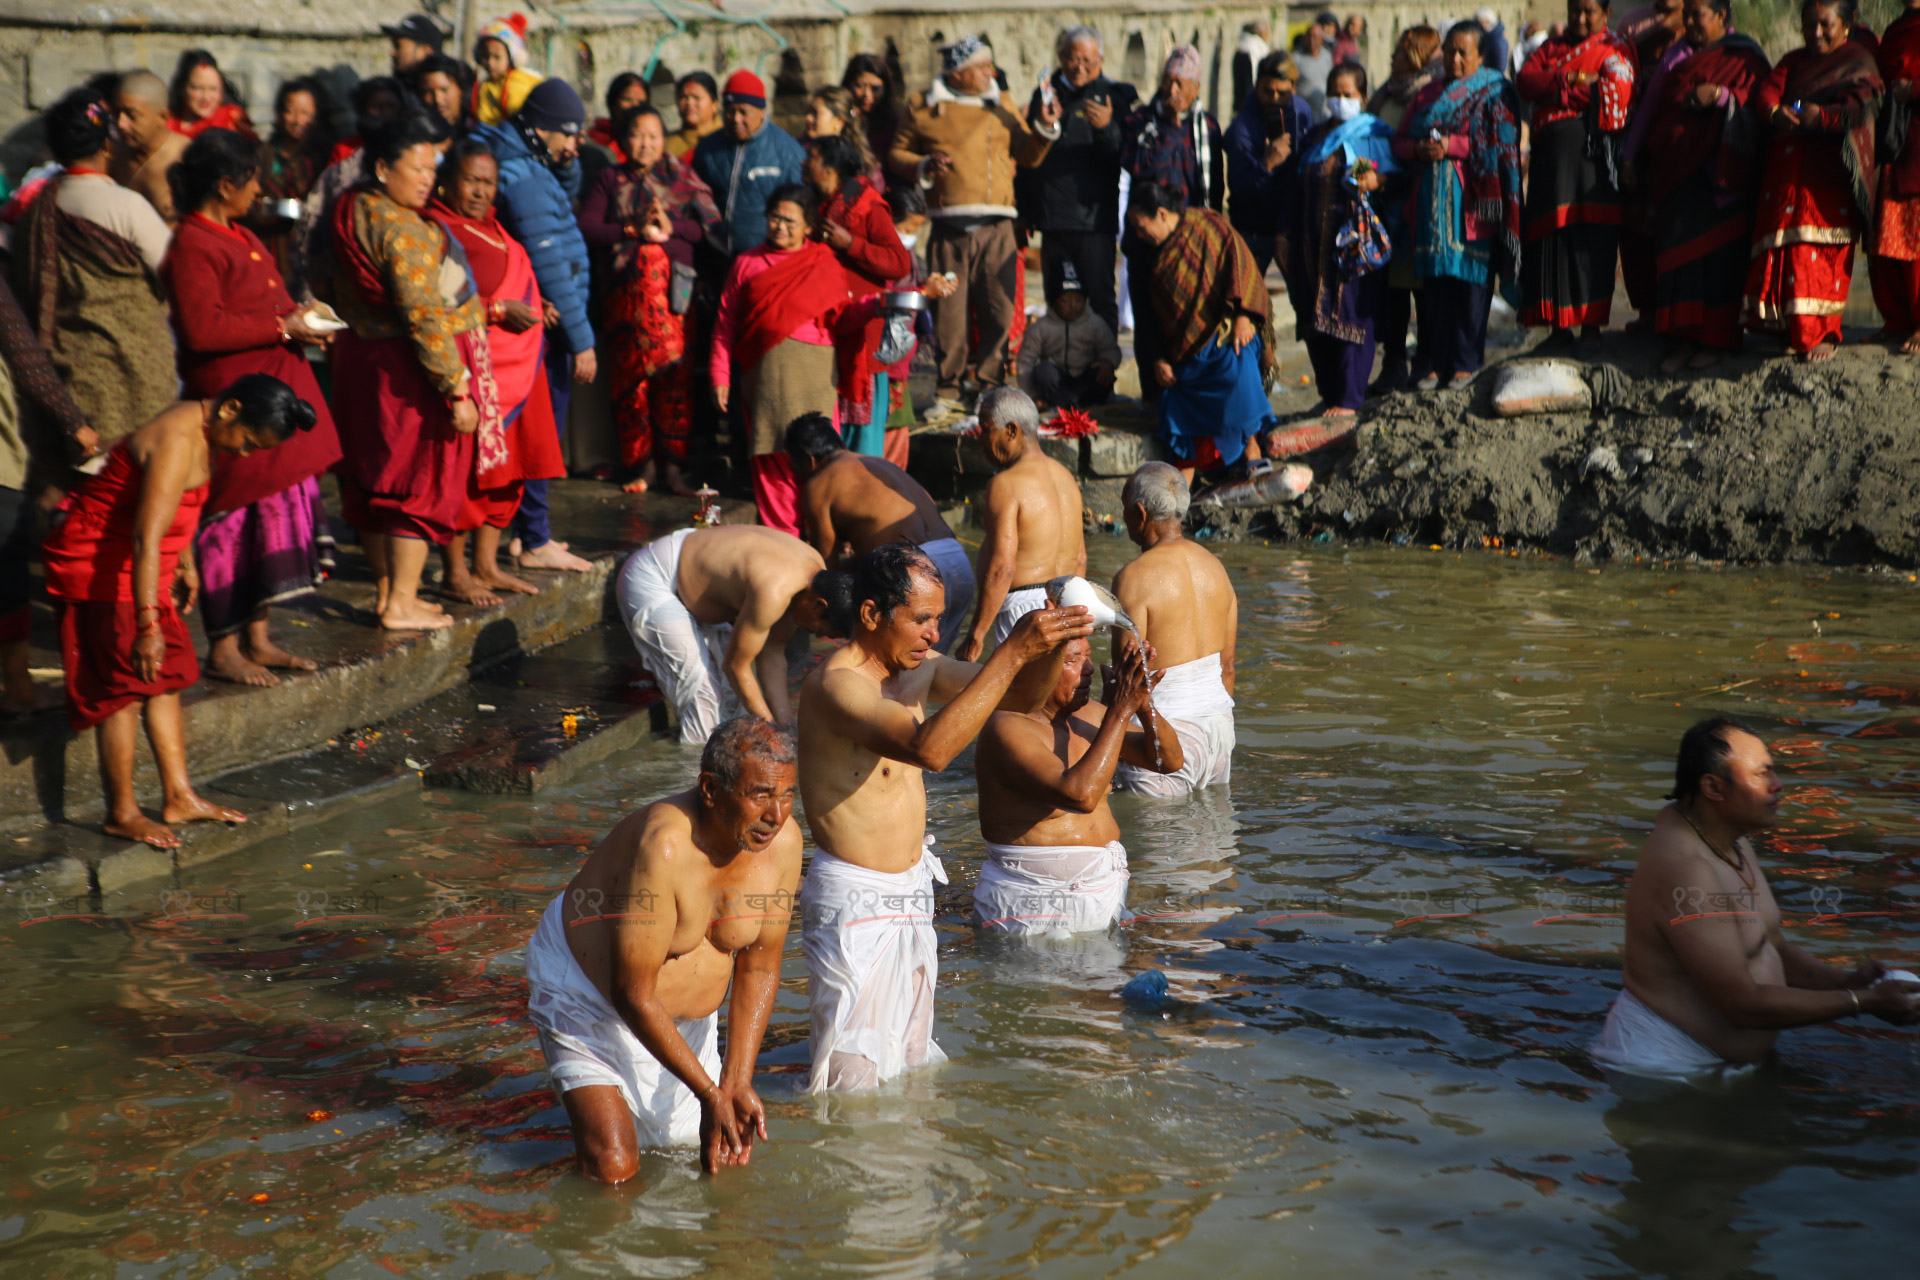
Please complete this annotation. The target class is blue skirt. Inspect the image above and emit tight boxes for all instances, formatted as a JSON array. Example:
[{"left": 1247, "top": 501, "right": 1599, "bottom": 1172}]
[{"left": 1159, "top": 335, "right": 1272, "bottom": 464}]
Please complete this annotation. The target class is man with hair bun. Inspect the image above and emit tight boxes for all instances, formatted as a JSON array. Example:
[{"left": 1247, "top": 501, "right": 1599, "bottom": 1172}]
[
  {"left": 1109, "top": 462, "right": 1238, "bottom": 796},
  {"left": 527, "top": 715, "right": 804, "bottom": 1181},
  {"left": 614, "top": 524, "right": 849, "bottom": 746},
  {"left": 1594, "top": 716, "right": 1920, "bottom": 1086},
  {"left": 797, "top": 541, "right": 1093, "bottom": 1090}
]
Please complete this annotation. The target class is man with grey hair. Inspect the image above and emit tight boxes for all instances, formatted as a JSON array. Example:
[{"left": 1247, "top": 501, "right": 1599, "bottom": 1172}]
[
  {"left": 526, "top": 716, "right": 804, "bottom": 1181},
  {"left": 956, "top": 387, "right": 1087, "bottom": 662},
  {"left": 893, "top": 37, "right": 1061, "bottom": 419},
  {"left": 1017, "top": 26, "right": 1138, "bottom": 333},
  {"left": 1109, "top": 461, "right": 1238, "bottom": 795},
  {"left": 109, "top": 71, "right": 188, "bottom": 224}
]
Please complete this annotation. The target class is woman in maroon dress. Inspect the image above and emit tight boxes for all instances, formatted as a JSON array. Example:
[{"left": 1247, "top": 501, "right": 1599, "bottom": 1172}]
[{"left": 161, "top": 128, "right": 342, "bottom": 684}]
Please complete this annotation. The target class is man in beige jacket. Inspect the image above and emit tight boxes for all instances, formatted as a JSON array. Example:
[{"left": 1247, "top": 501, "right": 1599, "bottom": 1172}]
[{"left": 890, "top": 37, "right": 1060, "bottom": 419}]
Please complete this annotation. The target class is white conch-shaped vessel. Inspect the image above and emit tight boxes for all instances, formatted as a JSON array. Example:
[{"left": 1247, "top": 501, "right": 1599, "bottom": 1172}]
[{"left": 1044, "top": 575, "right": 1138, "bottom": 635}]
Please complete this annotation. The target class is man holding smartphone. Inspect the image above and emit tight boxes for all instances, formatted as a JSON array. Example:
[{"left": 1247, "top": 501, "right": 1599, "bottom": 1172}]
[{"left": 1018, "top": 25, "right": 1138, "bottom": 335}]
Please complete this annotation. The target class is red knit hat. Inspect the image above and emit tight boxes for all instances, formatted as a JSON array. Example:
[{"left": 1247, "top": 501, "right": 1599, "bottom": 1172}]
[{"left": 722, "top": 69, "right": 766, "bottom": 108}]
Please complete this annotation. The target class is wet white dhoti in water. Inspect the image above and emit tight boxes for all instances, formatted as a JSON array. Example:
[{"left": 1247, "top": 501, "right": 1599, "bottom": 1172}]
[
  {"left": 1590, "top": 988, "right": 1755, "bottom": 1086},
  {"left": 615, "top": 528, "right": 738, "bottom": 746},
  {"left": 974, "top": 840, "right": 1129, "bottom": 935},
  {"left": 800, "top": 840, "right": 949, "bottom": 1092},
  {"left": 919, "top": 536, "right": 976, "bottom": 654},
  {"left": 987, "top": 584, "right": 1050, "bottom": 649},
  {"left": 526, "top": 896, "right": 720, "bottom": 1146},
  {"left": 1114, "top": 652, "right": 1235, "bottom": 796}
]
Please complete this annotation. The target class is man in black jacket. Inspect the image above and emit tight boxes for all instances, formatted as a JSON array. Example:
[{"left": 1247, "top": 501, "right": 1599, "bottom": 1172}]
[{"left": 1018, "top": 25, "right": 1138, "bottom": 334}]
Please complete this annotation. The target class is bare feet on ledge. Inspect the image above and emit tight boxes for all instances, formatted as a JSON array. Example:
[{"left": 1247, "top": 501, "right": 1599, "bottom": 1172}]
[
  {"left": 474, "top": 565, "right": 540, "bottom": 596},
  {"left": 1902, "top": 332, "right": 1920, "bottom": 355},
  {"left": 381, "top": 598, "right": 453, "bottom": 630},
  {"left": 104, "top": 795, "right": 245, "bottom": 849},
  {"left": 517, "top": 541, "right": 593, "bottom": 572},
  {"left": 103, "top": 813, "right": 179, "bottom": 848},
  {"left": 206, "top": 647, "right": 281, "bottom": 687},
  {"left": 1801, "top": 339, "right": 1839, "bottom": 363},
  {"left": 620, "top": 475, "right": 648, "bottom": 494},
  {"left": 163, "top": 794, "right": 247, "bottom": 826},
  {"left": 441, "top": 572, "right": 502, "bottom": 609}
]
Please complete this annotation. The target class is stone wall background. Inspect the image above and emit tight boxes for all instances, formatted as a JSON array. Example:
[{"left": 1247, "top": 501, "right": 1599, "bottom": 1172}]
[{"left": 0, "top": 2, "right": 1529, "bottom": 180}]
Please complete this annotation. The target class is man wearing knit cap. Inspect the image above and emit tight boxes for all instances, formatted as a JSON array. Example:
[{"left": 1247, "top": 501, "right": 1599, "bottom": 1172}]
[
  {"left": 891, "top": 37, "right": 1061, "bottom": 420},
  {"left": 691, "top": 70, "right": 807, "bottom": 261},
  {"left": 476, "top": 77, "right": 599, "bottom": 574}
]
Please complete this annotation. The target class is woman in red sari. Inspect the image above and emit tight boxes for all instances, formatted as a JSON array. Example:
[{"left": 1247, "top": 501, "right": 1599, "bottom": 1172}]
[
  {"left": 44, "top": 375, "right": 313, "bottom": 848},
  {"left": 1516, "top": 0, "right": 1638, "bottom": 354},
  {"left": 1745, "top": 0, "right": 1883, "bottom": 360},
  {"left": 167, "top": 49, "right": 255, "bottom": 140},
  {"left": 430, "top": 138, "right": 565, "bottom": 605},
  {"left": 577, "top": 105, "right": 719, "bottom": 497},
  {"left": 1871, "top": 0, "right": 1920, "bottom": 351},
  {"left": 805, "top": 134, "right": 912, "bottom": 462},
  {"left": 710, "top": 185, "right": 851, "bottom": 535},
  {"left": 163, "top": 127, "right": 343, "bottom": 686},
  {"left": 314, "top": 114, "right": 500, "bottom": 631}
]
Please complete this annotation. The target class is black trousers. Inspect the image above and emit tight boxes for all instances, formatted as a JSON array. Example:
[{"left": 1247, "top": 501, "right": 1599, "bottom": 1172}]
[{"left": 1041, "top": 231, "right": 1120, "bottom": 335}]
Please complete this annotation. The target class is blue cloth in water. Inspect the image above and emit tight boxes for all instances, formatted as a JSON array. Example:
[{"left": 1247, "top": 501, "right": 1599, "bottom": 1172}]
[
  {"left": 1120, "top": 969, "right": 1173, "bottom": 1010},
  {"left": 1159, "top": 334, "right": 1273, "bottom": 464}
]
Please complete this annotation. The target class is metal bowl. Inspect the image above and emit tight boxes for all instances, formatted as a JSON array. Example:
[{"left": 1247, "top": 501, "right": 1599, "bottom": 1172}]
[{"left": 881, "top": 290, "right": 929, "bottom": 312}]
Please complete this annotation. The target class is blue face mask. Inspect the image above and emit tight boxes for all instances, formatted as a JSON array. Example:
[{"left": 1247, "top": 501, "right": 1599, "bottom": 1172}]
[{"left": 1326, "top": 96, "right": 1362, "bottom": 122}]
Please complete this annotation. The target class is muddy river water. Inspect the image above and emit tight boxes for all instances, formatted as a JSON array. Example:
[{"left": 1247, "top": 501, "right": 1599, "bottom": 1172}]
[{"left": 3, "top": 542, "right": 1918, "bottom": 1277}]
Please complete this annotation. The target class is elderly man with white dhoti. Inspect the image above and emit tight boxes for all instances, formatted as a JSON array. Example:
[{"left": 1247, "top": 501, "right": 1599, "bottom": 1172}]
[
  {"left": 972, "top": 632, "right": 1182, "bottom": 935},
  {"left": 1109, "top": 463, "right": 1239, "bottom": 796}
]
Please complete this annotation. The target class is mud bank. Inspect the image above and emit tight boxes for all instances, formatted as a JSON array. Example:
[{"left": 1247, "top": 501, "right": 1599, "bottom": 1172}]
[{"left": 1214, "top": 340, "right": 1920, "bottom": 567}]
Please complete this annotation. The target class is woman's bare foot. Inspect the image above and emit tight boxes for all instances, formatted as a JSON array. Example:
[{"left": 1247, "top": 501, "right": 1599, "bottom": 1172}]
[
  {"left": 517, "top": 541, "right": 594, "bottom": 572},
  {"left": 104, "top": 813, "right": 179, "bottom": 848},
  {"left": 1801, "top": 339, "right": 1839, "bottom": 362},
  {"left": 245, "top": 639, "right": 318, "bottom": 673},
  {"left": 620, "top": 475, "right": 649, "bottom": 494},
  {"left": 474, "top": 565, "right": 541, "bottom": 595},
  {"left": 162, "top": 794, "right": 247, "bottom": 826},
  {"left": 206, "top": 638, "right": 280, "bottom": 688},
  {"left": 661, "top": 463, "right": 699, "bottom": 497},
  {"left": 441, "top": 572, "right": 502, "bottom": 607},
  {"left": 1323, "top": 406, "right": 1358, "bottom": 418},
  {"left": 381, "top": 598, "right": 455, "bottom": 630},
  {"left": 1902, "top": 332, "right": 1920, "bottom": 355}
]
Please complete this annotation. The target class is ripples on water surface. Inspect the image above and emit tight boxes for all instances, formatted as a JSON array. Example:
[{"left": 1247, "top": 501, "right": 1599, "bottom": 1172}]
[{"left": 3, "top": 545, "right": 1919, "bottom": 1277}]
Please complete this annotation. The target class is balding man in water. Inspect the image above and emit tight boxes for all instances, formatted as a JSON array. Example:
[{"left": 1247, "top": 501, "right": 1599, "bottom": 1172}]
[
  {"left": 615, "top": 525, "right": 850, "bottom": 745},
  {"left": 1109, "top": 463, "right": 1238, "bottom": 795},
  {"left": 973, "top": 635, "right": 1181, "bottom": 934},
  {"left": 526, "top": 717, "right": 803, "bottom": 1181},
  {"left": 1594, "top": 717, "right": 1920, "bottom": 1086},
  {"left": 798, "top": 542, "right": 1093, "bottom": 1089},
  {"left": 955, "top": 387, "right": 1087, "bottom": 662},
  {"left": 784, "top": 412, "right": 976, "bottom": 652},
  {"left": 110, "top": 71, "right": 187, "bottom": 224}
]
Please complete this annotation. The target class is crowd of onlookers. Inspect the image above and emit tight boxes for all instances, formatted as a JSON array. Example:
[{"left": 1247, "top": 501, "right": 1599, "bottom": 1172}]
[{"left": 0, "top": 4, "right": 1916, "bottom": 722}]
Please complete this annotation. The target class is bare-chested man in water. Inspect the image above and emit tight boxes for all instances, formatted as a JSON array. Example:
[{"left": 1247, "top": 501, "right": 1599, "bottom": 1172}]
[
  {"left": 527, "top": 717, "right": 802, "bottom": 1180},
  {"left": 798, "top": 542, "right": 1093, "bottom": 1090},
  {"left": 973, "top": 636, "right": 1182, "bottom": 934},
  {"left": 784, "top": 412, "right": 975, "bottom": 651},
  {"left": 1595, "top": 717, "right": 1920, "bottom": 1085},
  {"left": 110, "top": 72, "right": 187, "bottom": 224},
  {"left": 1110, "top": 462, "right": 1238, "bottom": 796},
  {"left": 955, "top": 387, "right": 1086, "bottom": 662},
  {"left": 615, "top": 524, "right": 849, "bottom": 744}
]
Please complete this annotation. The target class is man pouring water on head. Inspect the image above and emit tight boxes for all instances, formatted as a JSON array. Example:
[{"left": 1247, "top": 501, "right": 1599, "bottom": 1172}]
[{"left": 796, "top": 542, "right": 1093, "bottom": 1090}]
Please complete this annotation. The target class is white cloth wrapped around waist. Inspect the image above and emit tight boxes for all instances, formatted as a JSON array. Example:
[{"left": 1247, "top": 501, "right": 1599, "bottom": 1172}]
[
  {"left": 524, "top": 895, "right": 719, "bottom": 1147},
  {"left": 988, "top": 584, "right": 1050, "bottom": 647},
  {"left": 799, "top": 839, "right": 949, "bottom": 1092},
  {"left": 1147, "top": 652, "right": 1234, "bottom": 722},
  {"left": 974, "top": 840, "right": 1129, "bottom": 935},
  {"left": 1590, "top": 987, "right": 1754, "bottom": 1085}
]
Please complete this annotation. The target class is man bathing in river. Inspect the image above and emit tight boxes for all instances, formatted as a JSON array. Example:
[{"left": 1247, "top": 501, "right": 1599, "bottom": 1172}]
[
  {"left": 784, "top": 412, "right": 976, "bottom": 652},
  {"left": 1110, "top": 463, "right": 1239, "bottom": 796},
  {"left": 973, "top": 636, "right": 1182, "bottom": 934},
  {"left": 527, "top": 717, "right": 802, "bottom": 1181},
  {"left": 615, "top": 524, "right": 850, "bottom": 745},
  {"left": 1594, "top": 717, "right": 1920, "bottom": 1083},
  {"left": 955, "top": 388, "right": 1086, "bottom": 662},
  {"left": 798, "top": 542, "right": 1094, "bottom": 1090}
]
